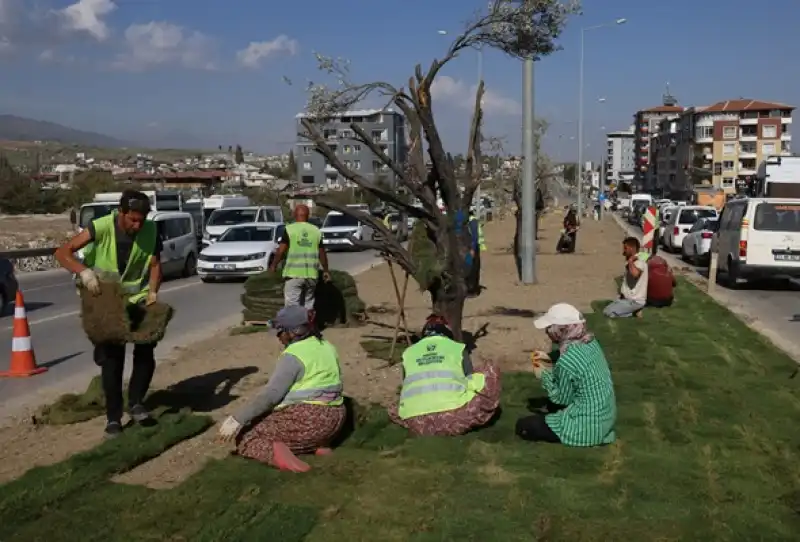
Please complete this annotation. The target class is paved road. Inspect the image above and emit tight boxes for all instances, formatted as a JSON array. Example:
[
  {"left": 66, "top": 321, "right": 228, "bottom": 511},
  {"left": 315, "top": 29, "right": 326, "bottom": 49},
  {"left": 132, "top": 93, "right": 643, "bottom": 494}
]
[
  {"left": 0, "top": 249, "right": 385, "bottom": 413},
  {"left": 615, "top": 213, "right": 800, "bottom": 360}
]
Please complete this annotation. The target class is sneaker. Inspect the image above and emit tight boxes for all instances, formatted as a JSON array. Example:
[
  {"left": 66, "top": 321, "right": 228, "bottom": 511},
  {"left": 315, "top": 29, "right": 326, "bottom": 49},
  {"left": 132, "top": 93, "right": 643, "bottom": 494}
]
[
  {"left": 104, "top": 421, "right": 123, "bottom": 439},
  {"left": 129, "top": 404, "right": 157, "bottom": 427}
]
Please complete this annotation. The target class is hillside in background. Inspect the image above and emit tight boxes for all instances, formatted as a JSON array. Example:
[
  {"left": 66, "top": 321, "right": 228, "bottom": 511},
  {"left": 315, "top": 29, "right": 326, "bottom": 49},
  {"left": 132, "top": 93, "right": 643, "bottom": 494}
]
[{"left": 0, "top": 114, "right": 130, "bottom": 148}]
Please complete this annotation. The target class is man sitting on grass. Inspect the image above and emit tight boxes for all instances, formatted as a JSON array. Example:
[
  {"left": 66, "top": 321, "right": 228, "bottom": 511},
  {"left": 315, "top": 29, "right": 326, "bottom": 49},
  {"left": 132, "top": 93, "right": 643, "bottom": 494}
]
[{"left": 603, "top": 236, "right": 648, "bottom": 318}]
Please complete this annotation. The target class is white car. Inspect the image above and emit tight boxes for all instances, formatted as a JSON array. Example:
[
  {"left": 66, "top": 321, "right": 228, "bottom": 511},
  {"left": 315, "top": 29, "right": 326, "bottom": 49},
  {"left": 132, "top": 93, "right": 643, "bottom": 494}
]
[
  {"left": 681, "top": 217, "right": 719, "bottom": 265},
  {"left": 197, "top": 222, "right": 284, "bottom": 282},
  {"left": 320, "top": 211, "right": 368, "bottom": 251},
  {"left": 663, "top": 205, "right": 718, "bottom": 253},
  {"left": 203, "top": 206, "right": 283, "bottom": 247}
]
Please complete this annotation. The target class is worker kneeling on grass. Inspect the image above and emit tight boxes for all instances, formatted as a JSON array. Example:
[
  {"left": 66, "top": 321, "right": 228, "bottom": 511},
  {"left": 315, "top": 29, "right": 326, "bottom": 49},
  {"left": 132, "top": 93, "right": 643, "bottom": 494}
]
[
  {"left": 55, "top": 189, "right": 163, "bottom": 439},
  {"left": 388, "top": 314, "right": 501, "bottom": 436},
  {"left": 217, "top": 306, "right": 346, "bottom": 472}
]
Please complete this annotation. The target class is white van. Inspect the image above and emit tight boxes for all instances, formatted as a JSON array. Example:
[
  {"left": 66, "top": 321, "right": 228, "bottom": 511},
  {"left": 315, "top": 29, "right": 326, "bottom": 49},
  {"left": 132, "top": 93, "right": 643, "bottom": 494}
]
[
  {"left": 630, "top": 193, "right": 653, "bottom": 210},
  {"left": 203, "top": 205, "right": 284, "bottom": 247},
  {"left": 715, "top": 197, "right": 800, "bottom": 285},
  {"left": 152, "top": 211, "right": 199, "bottom": 278}
]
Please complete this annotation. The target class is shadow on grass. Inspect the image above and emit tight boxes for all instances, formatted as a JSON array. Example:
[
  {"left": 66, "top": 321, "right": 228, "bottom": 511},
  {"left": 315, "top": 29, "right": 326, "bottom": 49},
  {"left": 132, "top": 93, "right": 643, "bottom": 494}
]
[
  {"left": 483, "top": 306, "right": 542, "bottom": 318},
  {"left": 146, "top": 366, "right": 259, "bottom": 414}
]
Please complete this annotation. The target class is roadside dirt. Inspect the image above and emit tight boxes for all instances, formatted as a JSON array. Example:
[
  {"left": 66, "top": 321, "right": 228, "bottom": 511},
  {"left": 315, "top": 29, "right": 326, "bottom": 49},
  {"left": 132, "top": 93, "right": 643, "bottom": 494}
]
[{"left": 0, "top": 211, "right": 625, "bottom": 487}]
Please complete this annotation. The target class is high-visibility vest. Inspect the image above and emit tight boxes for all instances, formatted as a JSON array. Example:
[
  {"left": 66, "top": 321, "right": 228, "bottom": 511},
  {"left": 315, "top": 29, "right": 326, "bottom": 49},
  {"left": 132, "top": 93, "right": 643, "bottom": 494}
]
[
  {"left": 276, "top": 336, "right": 344, "bottom": 409},
  {"left": 469, "top": 216, "right": 487, "bottom": 252},
  {"left": 398, "top": 336, "right": 486, "bottom": 419},
  {"left": 283, "top": 222, "right": 321, "bottom": 279},
  {"left": 83, "top": 212, "right": 156, "bottom": 305}
]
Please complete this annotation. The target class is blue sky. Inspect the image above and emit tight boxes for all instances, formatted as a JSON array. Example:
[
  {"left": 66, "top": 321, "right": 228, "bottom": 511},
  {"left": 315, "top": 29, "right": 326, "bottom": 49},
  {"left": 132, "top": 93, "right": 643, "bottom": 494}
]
[{"left": 1, "top": 0, "right": 799, "bottom": 162}]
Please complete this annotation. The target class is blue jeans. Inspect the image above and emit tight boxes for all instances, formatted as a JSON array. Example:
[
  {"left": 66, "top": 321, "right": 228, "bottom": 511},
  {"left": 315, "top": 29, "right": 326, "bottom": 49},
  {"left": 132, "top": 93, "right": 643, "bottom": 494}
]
[{"left": 603, "top": 298, "right": 645, "bottom": 318}]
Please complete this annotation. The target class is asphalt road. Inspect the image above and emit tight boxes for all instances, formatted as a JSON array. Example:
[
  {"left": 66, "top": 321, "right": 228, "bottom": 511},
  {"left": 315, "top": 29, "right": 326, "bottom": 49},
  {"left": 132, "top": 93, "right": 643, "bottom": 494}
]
[{"left": 0, "top": 249, "right": 385, "bottom": 413}]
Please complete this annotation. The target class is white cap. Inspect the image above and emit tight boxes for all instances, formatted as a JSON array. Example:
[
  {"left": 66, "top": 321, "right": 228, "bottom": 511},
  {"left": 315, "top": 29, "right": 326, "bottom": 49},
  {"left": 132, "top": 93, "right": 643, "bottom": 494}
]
[{"left": 533, "top": 303, "right": 585, "bottom": 329}]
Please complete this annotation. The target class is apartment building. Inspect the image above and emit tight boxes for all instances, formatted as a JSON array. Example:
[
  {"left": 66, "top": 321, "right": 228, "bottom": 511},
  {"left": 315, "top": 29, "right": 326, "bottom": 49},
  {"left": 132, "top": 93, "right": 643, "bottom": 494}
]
[
  {"left": 605, "top": 126, "right": 635, "bottom": 184},
  {"left": 649, "top": 99, "right": 794, "bottom": 196},
  {"left": 294, "top": 108, "right": 407, "bottom": 187},
  {"left": 633, "top": 104, "right": 684, "bottom": 191}
]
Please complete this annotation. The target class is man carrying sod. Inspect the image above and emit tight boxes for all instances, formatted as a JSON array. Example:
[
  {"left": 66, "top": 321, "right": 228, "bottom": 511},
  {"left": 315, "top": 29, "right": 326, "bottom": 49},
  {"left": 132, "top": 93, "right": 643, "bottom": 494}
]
[
  {"left": 55, "top": 189, "right": 163, "bottom": 438},
  {"left": 269, "top": 204, "right": 331, "bottom": 310}
]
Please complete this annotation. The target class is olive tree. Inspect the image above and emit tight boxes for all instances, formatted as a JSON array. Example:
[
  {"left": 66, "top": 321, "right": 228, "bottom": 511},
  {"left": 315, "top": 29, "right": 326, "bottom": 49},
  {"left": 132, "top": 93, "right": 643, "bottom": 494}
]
[{"left": 298, "top": 0, "right": 580, "bottom": 339}]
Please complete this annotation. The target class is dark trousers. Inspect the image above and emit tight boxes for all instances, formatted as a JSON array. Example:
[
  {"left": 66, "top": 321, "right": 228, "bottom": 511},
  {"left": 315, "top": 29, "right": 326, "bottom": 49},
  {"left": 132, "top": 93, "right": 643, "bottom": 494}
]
[
  {"left": 467, "top": 250, "right": 481, "bottom": 295},
  {"left": 515, "top": 399, "right": 564, "bottom": 443},
  {"left": 92, "top": 304, "right": 157, "bottom": 423}
]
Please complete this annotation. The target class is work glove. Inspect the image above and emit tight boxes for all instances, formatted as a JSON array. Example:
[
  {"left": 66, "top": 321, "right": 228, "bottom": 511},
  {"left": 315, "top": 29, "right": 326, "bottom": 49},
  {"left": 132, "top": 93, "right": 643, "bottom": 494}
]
[
  {"left": 146, "top": 290, "right": 158, "bottom": 306},
  {"left": 217, "top": 415, "right": 243, "bottom": 443},
  {"left": 322, "top": 271, "right": 331, "bottom": 282},
  {"left": 79, "top": 268, "right": 101, "bottom": 295}
]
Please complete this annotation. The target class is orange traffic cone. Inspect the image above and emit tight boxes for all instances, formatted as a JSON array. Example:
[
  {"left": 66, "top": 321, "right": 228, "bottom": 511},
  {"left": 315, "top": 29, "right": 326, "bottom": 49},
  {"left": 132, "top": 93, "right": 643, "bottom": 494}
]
[{"left": 1, "top": 291, "right": 47, "bottom": 377}]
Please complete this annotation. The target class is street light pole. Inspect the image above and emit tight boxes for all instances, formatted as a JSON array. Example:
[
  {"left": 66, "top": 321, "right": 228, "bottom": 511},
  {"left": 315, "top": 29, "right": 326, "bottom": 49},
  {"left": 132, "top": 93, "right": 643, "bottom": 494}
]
[{"left": 521, "top": 56, "right": 536, "bottom": 284}]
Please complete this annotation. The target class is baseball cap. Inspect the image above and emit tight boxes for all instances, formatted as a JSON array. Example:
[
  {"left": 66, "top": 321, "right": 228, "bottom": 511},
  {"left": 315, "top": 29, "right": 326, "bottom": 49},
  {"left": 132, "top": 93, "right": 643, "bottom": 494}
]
[
  {"left": 272, "top": 305, "right": 310, "bottom": 332},
  {"left": 533, "top": 303, "right": 585, "bottom": 329}
]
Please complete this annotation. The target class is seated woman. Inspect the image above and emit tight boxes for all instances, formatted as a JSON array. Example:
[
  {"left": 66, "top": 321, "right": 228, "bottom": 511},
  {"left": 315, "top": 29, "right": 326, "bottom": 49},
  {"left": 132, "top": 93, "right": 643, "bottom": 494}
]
[
  {"left": 515, "top": 303, "right": 616, "bottom": 447},
  {"left": 217, "top": 306, "right": 346, "bottom": 472},
  {"left": 389, "top": 314, "right": 501, "bottom": 436}
]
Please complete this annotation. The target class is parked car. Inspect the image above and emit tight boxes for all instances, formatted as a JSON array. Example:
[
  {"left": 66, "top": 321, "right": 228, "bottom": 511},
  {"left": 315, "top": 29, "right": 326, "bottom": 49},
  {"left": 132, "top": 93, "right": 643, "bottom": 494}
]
[
  {"left": 0, "top": 257, "right": 18, "bottom": 316},
  {"left": 203, "top": 206, "right": 284, "bottom": 247},
  {"left": 197, "top": 222, "right": 284, "bottom": 282},
  {"left": 320, "top": 211, "right": 369, "bottom": 251},
  {"left": 681, "top": 218, "right": 719, "bottom": 265},
  {"left": 662, "top": 205, "right": 718, "bottom": 253},
  {"left": 153, "top": 211, "right": 199, "bottom": 278}
]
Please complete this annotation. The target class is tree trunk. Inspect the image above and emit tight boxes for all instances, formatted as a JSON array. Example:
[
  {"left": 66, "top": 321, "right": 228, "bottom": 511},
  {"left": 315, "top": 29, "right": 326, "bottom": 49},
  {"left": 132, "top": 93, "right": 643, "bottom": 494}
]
[{"left": 429, "top": 279, "right": 466, "bottom": 340}]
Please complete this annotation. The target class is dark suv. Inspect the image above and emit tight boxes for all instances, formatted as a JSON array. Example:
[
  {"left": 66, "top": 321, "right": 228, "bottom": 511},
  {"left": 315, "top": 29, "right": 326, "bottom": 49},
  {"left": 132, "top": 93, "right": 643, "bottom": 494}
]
[{"left": 0, "top": 257, "right": 18, "bottom": 316}]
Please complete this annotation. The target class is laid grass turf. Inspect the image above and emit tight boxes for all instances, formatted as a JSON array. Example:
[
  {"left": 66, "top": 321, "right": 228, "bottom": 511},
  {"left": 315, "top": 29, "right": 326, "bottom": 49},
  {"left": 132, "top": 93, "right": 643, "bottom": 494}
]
[{"left": 2, "top": 278, "right": 799, "bottom": 540}]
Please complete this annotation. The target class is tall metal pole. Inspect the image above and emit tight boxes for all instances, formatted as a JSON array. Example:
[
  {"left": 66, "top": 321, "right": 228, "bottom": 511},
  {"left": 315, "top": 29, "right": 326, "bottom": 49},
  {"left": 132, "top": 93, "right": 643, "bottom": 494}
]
[
  {"left": 521, "top": 57, "right": 536, "bottom": 284},
  {"left": 576, "top": 28, "right": 585, "bottom": 220}
]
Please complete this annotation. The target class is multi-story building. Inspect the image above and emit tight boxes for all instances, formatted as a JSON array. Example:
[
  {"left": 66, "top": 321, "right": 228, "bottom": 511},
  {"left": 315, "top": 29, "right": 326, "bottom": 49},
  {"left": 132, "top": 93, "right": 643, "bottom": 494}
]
[
  {"left": 650, "top": 99, "right": 794, "bottom": 196},
  {"left": 294, "top": 108, "right": 407, "bottom": 187},
  {"left": 632, "top": 88, "right": 684, "bottom": 191},
  {"left": 605, "top": 126, "right": 635, "bottom": 185}
]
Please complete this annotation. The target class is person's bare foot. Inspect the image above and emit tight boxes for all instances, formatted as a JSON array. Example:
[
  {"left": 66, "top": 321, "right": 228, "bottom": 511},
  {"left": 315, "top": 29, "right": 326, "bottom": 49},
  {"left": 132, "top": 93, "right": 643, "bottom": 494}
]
[
  {"left": 635, "top": 311, "right": 644, "bottom": 319},
  {"left": 315, "top": 447, "right": 333, "bottom": 456},
  {"left": 272, "top": 442, "right": 311, "bottom": 472}
]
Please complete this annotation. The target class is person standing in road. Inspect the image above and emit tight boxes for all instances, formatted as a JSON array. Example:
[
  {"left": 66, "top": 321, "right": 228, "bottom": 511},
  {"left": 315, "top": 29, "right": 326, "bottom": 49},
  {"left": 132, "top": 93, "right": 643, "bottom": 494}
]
[
  {"left": 467, "top": 208, "right": 485, "bottom": 296},
  {"left": 54, "top": 189, "right": 163, "bottom": 438},
  {"left": 269, "top": 204, "right": 330, "bottom": 309}
]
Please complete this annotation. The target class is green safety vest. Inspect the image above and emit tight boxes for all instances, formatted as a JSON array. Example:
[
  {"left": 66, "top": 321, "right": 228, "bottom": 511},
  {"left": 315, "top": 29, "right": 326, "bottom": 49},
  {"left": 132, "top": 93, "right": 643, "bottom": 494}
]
[
  {"left": 276, "top": 337, "right": 344, "bottom": 409},
  {"left": 83, "top": 212, "right": 156, "bottom": 305},
  {"left": 470, "top": 216, "right": 487, "bottom": 252},
  {"left": 283, "top": 222, "right": 321, "bottom": 279},
  {"left": 398, "top": 336, "right": 486, "bottom": 420}
]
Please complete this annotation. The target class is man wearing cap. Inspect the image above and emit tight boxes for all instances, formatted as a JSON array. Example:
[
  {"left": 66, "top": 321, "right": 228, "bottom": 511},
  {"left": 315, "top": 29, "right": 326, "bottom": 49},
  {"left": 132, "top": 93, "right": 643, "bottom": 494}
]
[
  {"left": 516, "top": 303, "right": 616, "bottom": 447},
  {"left": 217, "top": 305, "right": 346, "bottom": 472},
  {"left": 269, "top": 204, "right": 330, "bottom": 309}
]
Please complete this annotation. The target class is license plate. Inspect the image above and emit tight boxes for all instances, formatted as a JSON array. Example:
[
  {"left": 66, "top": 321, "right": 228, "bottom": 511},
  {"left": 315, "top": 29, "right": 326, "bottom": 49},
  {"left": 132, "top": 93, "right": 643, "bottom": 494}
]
[
  {"left": 774, "top": 254, "right": 800, "bottom": 262},
  {"left": 326, "top": 238, "right": 347, "bottom": 244},
  {"left": 214, "top": 264, "right": 236, "bottom": 270}
]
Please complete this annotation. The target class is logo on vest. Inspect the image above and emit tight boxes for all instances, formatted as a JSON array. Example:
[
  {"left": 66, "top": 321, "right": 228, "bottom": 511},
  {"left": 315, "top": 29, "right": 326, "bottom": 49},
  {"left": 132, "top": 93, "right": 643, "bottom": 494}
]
[
  {"left": 417, "top": 343, "right": 444, "bottom": 366},
  {"left": 297, "top": 230, "right": 313, "bottom": 248}
]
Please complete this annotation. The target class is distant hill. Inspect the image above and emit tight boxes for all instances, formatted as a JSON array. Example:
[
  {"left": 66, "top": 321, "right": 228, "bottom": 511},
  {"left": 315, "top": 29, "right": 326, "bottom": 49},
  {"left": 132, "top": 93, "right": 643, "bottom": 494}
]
[{"left": 0, "top": 114, "right": 130, "bottom": 148}]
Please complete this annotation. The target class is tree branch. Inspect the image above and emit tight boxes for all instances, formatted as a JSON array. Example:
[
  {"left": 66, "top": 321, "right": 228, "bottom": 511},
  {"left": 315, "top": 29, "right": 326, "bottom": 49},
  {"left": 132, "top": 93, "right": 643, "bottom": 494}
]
[{"left": 462, "top": 81, "right": 485, "bottom": 207}]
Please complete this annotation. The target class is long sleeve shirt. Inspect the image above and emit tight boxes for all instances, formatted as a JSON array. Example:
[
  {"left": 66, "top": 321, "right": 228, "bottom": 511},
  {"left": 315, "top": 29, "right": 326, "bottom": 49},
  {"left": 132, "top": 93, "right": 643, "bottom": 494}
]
[
  {"left": 234, "top": 354, "right": 305, "bottom": 425},
  {"left": 540, "top": 339, "right": 617, "bottom": 446}
]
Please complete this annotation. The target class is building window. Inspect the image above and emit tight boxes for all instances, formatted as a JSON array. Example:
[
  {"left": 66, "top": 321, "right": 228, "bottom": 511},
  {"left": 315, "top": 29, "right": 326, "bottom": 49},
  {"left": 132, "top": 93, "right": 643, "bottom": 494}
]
[
  {"left": 723, "top": 143, "right": 735, "bottom": 155},
  {"left": 762, "top": 142, "right": 776, "bottom": 155},
  {"left": 722, "top": 160, "right": 735, "bottom": 171},
  {"left": 302, "top": 161, "right": 312, "bottom": 170},
  {"left": 340, "top": 130, "right": 353, "bottom": 138},
  {"left": 722, "top": 177, "right": 735, "bottom": 188},
  {"left": 343, "top": 145, "right": 352, "bottom": 154},
  {"left": 723, "top": 126, "right": 737, "bottom": 139},
  {"left": 740, "top": 142, "right": 756, "bottom": 154},
  {"left": 695, "top": 126, "right": 713, "bottom": 140},
  {"left": 353, "top": 160, "right": 361, "bottom": 170},
  {"left": 762, "top": 124, "right": 777, "bottom": 138},
  {"left": 353, "top": 144, "right": 362, "bottom": 152},
  {"left": 344, "top": 160, "right": 352, "bottom": 169},
  {"left": 302, "top": 146, "right": 312, "bottom": 155},
  {"left": 301, "top": 175, "right": 314, "bottom": 184}
]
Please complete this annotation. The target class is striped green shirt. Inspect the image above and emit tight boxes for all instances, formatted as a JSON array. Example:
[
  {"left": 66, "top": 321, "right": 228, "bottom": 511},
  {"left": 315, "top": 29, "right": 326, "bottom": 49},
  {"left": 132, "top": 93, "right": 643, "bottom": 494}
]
[{"left": 541, "top": 339, "right": 617, "bottom": 447}]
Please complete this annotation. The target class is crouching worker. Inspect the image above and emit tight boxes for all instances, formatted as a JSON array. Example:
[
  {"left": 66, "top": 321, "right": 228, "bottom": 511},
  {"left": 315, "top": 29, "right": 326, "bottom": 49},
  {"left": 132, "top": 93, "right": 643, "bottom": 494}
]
[
  {"left": 217, "top": 306, "right": 346, "bottom": 472},
  {"left": 55, "top": 189, "right": 162, "bottom": 438},
  {"left": 516, "top": 303, "right": 617, "bottom": 447},
  {"left": 389, "top": 314, "right": 501, "bottom": 436}
]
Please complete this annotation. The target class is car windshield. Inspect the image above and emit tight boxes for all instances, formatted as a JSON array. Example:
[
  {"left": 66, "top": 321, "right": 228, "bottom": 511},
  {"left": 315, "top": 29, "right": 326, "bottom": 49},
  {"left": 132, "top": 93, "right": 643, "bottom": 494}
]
[
  {"left": 79, "top": 204, "right": 118, "bottom": 228},
  {"left": 208, "top": 209, "right": 258, "bottom": 226},
  {"left": 323, "top": 214, "right": 359, "bottom": 228},
  {"left": 218, "top": 226, "right": 275, "bottom": 242},
  {"left": 754, "top": 203, "right": 800, "bottom": 232},
  {"left": 678, "top": 209, "right": 716, "bottom": 225}
]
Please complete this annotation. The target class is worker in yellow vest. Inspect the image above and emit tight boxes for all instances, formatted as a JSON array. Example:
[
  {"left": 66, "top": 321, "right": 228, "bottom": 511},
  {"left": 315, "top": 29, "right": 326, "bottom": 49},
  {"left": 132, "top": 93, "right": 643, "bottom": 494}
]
[
  {"left": 217, "top": 305, "right": 346, "bottom": 472},
  {"left": 389, "top": 314, "right": 501, "bottom": 436},
  {"left": 54, "top": 189, "right": 163, "bottom": 439},
  {"left": 269, "top": 204, "right": 330, "bottom": 310},
  {"left": 467, "top": 208, "right": 486, "bottom": 296}
]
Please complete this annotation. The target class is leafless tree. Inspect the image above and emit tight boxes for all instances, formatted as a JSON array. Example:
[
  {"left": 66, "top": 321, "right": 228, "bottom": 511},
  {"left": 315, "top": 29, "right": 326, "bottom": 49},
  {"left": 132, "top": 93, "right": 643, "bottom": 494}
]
[{"left": 298, "top": 0, "right": 580, "bottom": 339}]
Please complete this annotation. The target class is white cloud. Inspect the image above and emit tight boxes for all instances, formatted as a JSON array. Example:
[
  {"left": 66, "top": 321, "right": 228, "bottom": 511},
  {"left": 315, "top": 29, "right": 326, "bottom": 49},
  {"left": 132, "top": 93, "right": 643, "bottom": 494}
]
[
  {"left": 38, "top": 48, "right": 54, "bottom": 61},
  {"left": 236, "top": 35, "right": 297, "bottom": 69},
  {"left": 56, "top": 0, "right": 116, "bottom": 41},
  {"left": 431, "top": 75, "right": 521, "bottom": 116},
  {"left": 0, "top": 35, "right": 11, "bottom": 53},
  {"left": 113, "top": 21, "right": 216, "bottom": 71}
]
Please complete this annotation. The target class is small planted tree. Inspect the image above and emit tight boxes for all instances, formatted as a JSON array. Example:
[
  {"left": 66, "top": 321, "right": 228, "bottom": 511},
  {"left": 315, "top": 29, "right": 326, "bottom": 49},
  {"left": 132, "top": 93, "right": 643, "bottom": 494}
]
[{"left": 298, "top": 0, "right": 579, "bottom": 339}]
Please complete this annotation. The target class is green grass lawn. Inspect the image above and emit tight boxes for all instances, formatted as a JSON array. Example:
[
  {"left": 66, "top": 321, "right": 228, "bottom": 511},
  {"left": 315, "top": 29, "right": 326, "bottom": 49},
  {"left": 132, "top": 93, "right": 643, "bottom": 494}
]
[{"left": 2, "top": 279, "right": 800, "bottom": 541}]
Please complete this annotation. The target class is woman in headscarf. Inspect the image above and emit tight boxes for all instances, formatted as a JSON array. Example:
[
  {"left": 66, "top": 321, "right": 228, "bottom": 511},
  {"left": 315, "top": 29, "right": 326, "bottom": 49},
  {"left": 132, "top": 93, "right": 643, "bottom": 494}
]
[
  {"left": 388, "top": 314, "right": 501, "bottom": 436},
  {"left": 558, "top": 208, "right": 579, "bottom": 253},
  {"left": 516, "top": 303, "right": 617, "bottom": 447},
  {"left": 217, "top": 305, "right": 346, "bottom": 472}
]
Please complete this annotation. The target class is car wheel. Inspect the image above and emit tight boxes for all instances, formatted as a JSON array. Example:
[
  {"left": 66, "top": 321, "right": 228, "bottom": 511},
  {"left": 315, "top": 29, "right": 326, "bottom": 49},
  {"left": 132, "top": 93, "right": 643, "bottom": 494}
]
[
  {"left": 182, "top": 253, "right": 197, "bottom": 277},
  {"left": 200, "top": 276, "right": 214, "bottom": 283},
  {"left": 680, "top": 244, "right": 688, "bottom": 261},
  {"left": 0, "top": 289, "right": 7, "bottom": 316},
  {"left": 724, "top": 256, "right": 740, "bottom": 288}
]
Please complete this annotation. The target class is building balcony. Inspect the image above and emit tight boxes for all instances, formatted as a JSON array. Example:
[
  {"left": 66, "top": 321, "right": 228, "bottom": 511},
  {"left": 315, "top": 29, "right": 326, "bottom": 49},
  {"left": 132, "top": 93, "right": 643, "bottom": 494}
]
[
  {"left": 695, "top": 136, "right": 712, "bottom": 144},
  {"left": 739, "top": 117, "right": 759, "bottom": 125},
  {"left": 782, "top": 133, "right": 792, "bottom": 141},
  {"left": 783, "top": 117, "right": 792, "bottom": 124},
  {"left": 739, "top": 151, "right": 756, "bottom": 159},
  {"left": 739, "top": 168, "right": 756, "bottom": 176},
  {"left": 740, "top": 133, "right": 757, "bottom": 141},
  {"left": 324, "top": 164, "right": 337, "bottom": 172}
]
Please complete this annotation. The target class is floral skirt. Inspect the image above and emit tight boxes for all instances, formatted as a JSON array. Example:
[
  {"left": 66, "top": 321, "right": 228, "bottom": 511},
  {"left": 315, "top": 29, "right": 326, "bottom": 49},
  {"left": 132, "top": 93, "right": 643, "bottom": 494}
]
[
  {"left": 388, "top": 364, "right": 502, "bottom": 436},
  {"left": 236, "top": 403, "right": 346, "bottom": 465}
]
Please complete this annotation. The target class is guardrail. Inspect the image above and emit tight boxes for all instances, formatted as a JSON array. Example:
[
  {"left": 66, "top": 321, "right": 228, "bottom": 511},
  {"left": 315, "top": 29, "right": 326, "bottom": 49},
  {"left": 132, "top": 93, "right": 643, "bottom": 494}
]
[{"left": 0, "top": 247, "right": 58, "bottom": 259}]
